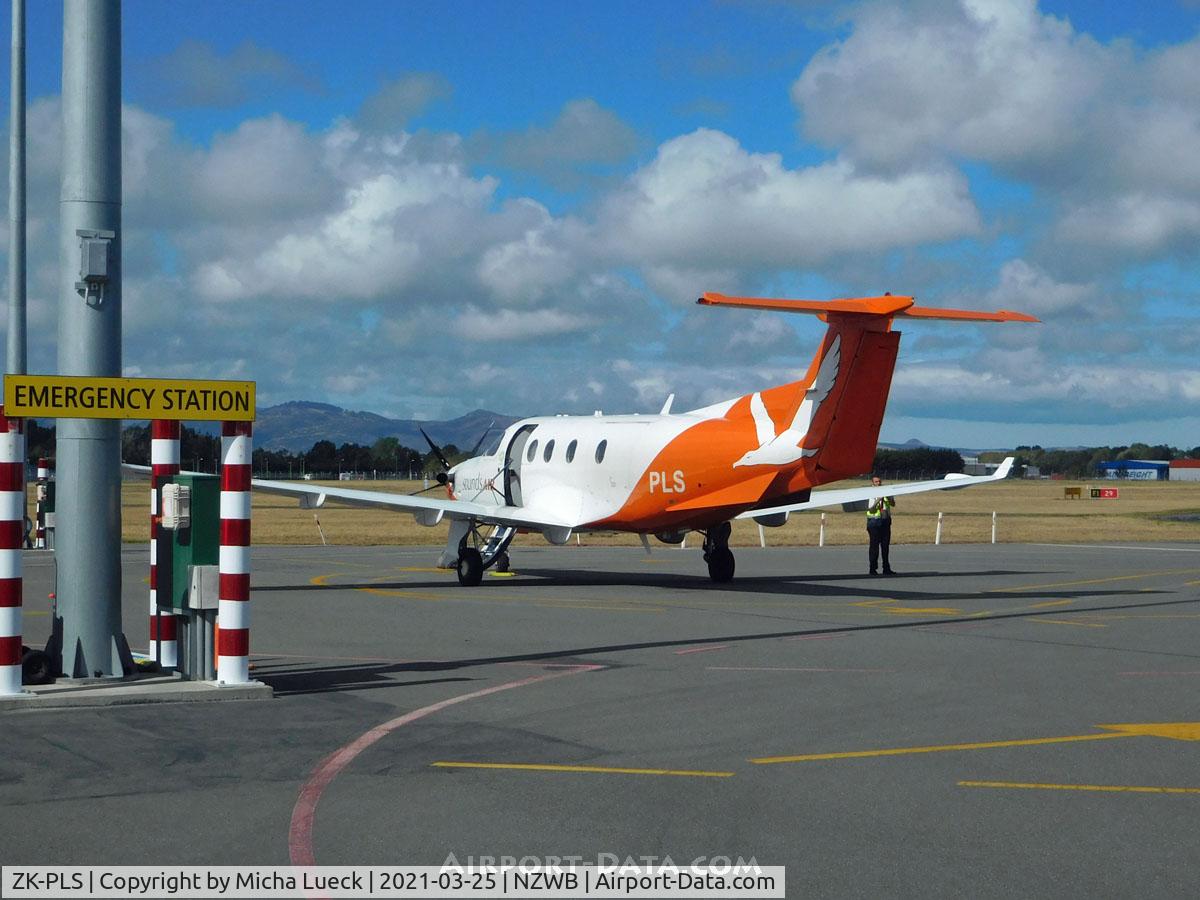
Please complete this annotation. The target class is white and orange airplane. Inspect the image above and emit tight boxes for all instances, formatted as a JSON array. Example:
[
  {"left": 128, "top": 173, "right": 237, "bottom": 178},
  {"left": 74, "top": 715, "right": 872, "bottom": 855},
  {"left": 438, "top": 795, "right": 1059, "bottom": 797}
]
[{"left": 255, "top": 293, "right": 1036, "bottom": 585}]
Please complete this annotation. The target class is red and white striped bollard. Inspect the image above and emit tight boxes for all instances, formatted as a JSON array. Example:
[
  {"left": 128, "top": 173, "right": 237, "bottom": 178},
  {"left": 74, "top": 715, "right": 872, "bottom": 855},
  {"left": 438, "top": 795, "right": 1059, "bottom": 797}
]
[
  {"left": 150, "top": 420, "right": 180, "bottom": 667},
  {"left": 34, "top": 457, "right": 49, "bottom": 549},
  {"left": 218, "top": 421, "right": 252, "bottom": 684},
  {"left": 0, "top": 408, "right": 25, "bottom": 695}
]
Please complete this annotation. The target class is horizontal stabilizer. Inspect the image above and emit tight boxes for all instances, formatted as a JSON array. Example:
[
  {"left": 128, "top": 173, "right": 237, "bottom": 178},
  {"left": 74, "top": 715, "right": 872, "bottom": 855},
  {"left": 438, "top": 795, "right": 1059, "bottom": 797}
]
[{"left": 698, "top": 293, "right": 1038, "bottom": 323}]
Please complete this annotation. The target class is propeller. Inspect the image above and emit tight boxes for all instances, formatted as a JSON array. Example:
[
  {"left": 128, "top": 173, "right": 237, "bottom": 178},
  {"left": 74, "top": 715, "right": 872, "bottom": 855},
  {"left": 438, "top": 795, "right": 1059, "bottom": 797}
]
[
  {"left": 413, "top": 422, "right": 498, "bottom": 497},
  {"left": 420, "top": 427, "right": 452, "bottom": 473},
  {"left": 467, "top": 421, "right": 495, "bottom": 457}
]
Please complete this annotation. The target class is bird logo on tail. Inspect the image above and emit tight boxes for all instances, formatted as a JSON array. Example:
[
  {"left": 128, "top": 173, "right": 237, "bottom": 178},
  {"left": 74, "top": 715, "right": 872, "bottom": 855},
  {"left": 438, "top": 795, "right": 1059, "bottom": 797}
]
[{"left": 734, "top": 335, "right": 841, "bottom": 468}]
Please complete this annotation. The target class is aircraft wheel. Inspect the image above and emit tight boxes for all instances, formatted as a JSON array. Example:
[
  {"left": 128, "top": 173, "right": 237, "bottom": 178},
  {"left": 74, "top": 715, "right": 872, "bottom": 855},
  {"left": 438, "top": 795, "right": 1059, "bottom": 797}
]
[
  {"left": 457, "top": 548, "right": 484, "bottom": 586},
  {"left": 494, "top": 552, "right": 510, "bottom": 573},
  {"left": 707, "top": 547, "right": 735, "bottom": 583}
]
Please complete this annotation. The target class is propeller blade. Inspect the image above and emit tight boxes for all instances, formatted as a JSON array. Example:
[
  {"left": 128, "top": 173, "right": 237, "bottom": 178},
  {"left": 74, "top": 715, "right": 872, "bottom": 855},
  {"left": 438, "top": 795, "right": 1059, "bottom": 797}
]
[
  {"left": 468, "top": 421, "right": 495, "bottom": 457},
  {"left": 419, "top": 427, "right": 452, "bottom": 471}
]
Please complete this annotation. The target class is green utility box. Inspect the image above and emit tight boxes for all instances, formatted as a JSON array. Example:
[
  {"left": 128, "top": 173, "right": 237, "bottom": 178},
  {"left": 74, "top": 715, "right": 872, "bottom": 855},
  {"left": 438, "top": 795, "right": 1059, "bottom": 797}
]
[{"left": 157, "top": 473, "right": 220, "bottom": 612}]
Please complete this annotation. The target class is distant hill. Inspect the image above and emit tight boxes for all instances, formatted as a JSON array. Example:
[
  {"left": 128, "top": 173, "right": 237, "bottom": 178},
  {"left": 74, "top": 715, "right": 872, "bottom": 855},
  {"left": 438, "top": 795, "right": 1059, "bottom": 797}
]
[{"left": 197, "top": 402, "right": 522, "bottom": 452}]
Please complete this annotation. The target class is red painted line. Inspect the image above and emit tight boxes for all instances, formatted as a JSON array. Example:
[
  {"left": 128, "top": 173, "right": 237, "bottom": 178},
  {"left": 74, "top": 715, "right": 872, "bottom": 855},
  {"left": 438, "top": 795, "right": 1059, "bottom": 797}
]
[
  {"left": 706, "top": 666, "right": 893, "bottom": 673},
  {"left": 674, "top": 645, "right": 729, "bottom": 655},
  {"left": 785, "top": 633, "right": 848, "bottom": 641},
  {"left": 288, "top": 664, "right": 602, "bottom": 869}
]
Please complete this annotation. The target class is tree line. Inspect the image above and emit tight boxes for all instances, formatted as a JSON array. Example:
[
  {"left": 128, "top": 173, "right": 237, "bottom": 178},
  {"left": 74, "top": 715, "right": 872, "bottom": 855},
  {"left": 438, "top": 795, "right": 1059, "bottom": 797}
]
[
  {"left": 871, "top": 448, "right": 965, "bottom": 479},
  {"left": 981, "top": 443, "right": 1200, "bottom": 479},
  {"left": 26, "top": 422, "right": 456, "bottom": 479},
  {"left": 22, "top": 422, "right": 1200, "bottom": 481}
]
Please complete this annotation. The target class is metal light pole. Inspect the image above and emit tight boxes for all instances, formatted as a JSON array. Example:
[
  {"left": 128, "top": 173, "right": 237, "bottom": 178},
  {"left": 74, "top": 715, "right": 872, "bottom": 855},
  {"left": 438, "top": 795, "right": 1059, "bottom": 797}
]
[
  {"left": 56, "top": 0, "right": 128, "bottom": 678},
  {"left": 6, "top": 0, "right": 25, "bottom": 380}
]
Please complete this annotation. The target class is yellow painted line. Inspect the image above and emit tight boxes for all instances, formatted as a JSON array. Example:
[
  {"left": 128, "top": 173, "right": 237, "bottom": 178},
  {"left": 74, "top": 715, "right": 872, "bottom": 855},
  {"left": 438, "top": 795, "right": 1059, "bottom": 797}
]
[
  {"left": 1030, "top": 599, "right": 1074, "bottom": 609},
  {"left": 1032, "top": 618, "right": 1108, "bottom": 629},
  {"left": 994, "top": 569, "right": 1200, "bottom": 593},
  {"left": 1185, "top": 580, "right": 1200, "bottom": 587},
  {"left": 881, "top": 606, "right": 961, "bottom": 616},
  {"left": 398, "top": 566, "right": 447, "bottom": 573},
  {"left": 432, "top": 762, "right": 735, "bottom": 778},
  {"left": 22, "top": 609, "right": 48, "bottom": 617},
  {"left": 959, "top": 781, "right": 1200, "bottom": 795},
  {"left": 360, "top": 587, "right": 465, "bottom": 602},
  {"left": 752, "top": 732, "right": 1129, "bottom": 764},
  {"left": 753, "top": 722, "right": 1200, "bottom": 764},
  {"left": 1083, "top": 613, "right": 1200, "bottom": 621},
  {"left": 489, "top": 571, "right": 517, "bottom": 578}
]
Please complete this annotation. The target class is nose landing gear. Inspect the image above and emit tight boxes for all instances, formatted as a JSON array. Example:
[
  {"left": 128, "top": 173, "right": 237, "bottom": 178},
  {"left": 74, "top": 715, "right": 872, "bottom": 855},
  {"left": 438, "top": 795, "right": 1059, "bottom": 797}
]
[{"left": 702, "top": 521, "right": 735, "bottom": 583}]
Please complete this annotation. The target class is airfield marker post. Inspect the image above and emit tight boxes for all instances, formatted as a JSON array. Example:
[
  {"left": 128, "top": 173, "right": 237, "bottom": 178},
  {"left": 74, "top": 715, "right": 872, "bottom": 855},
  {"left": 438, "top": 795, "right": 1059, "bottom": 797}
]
[
  {"left": 819, "top": 513, "right": 826, "bottom": 547},
  {"left": 149, "top": 420, "right": 180, "bottom": 668},
  {"left": 758, "top": 524, "right": 766, "bottom": 548},
  {"left": 991, "top": 511, "right": 997, "bottom": 544},
  {"left": 0, "top": 408, "right": 25, "bottom": 695},
  {"left": 34, "top": 457, "right": 46, "bottom": 548},
  {"left": 935, "top": 511, "right": 944, "bottom": 545},
  {"left": 217, "top": 421, "right": 252, "bottom": 684}
]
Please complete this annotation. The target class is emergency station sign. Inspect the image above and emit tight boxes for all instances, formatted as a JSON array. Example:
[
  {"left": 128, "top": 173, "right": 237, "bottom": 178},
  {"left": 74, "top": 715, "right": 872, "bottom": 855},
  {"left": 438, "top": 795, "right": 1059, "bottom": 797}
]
[{"left": 3, "top": 374, "right": 255, "bottom": 421}]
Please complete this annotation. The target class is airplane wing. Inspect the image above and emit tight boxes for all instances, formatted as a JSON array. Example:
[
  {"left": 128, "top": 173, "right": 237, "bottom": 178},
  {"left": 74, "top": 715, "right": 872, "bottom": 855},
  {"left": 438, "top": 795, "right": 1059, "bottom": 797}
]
[
  {"left": 736, "top": 457, "right": 1014, "bottom": 520},
  {"left": 123, "top": 464, "right": 572, "bottom": 532},
  {"left": 251, "top": 478, "right": 574, "bottom": 531}
]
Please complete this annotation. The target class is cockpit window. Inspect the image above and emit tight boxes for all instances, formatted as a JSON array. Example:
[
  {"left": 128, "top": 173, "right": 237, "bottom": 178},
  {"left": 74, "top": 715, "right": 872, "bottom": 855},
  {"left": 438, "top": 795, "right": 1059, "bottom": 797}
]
[
  {"left": 526, "top": 439, "right": 539, "bottom": 463},
  {"left": 595, "top": 439, "right": 607, "bottom": 463},
  {"left": 543, "top": 439, "right": 555, "bottom": 462},
  {"left": 565, "top": 440, "right": 577, "bottom": 463}
]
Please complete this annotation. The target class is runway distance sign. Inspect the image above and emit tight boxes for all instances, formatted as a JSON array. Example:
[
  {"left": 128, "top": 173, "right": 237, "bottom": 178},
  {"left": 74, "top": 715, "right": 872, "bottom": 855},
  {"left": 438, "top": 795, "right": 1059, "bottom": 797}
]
[{"left": 2, "top": 374, "right": 256, "bottom": 421}]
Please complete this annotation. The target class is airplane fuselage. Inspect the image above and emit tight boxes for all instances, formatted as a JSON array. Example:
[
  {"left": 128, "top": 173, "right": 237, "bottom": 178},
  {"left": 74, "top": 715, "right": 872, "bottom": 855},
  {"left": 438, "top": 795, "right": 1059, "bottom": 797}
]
[{"left": 448, "top": 401, "right": 824, "bottom": 537}]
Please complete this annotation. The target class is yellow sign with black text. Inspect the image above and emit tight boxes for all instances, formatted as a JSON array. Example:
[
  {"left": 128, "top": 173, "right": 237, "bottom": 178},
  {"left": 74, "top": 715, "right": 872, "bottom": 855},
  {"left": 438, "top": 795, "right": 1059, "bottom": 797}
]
[{"left": 3, "top": 374, "right": 256, "bottom": 421}]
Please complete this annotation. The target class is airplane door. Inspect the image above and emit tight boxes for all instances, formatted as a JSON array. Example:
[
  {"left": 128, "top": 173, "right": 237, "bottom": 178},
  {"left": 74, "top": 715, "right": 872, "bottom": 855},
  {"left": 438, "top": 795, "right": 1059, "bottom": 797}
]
[{"left": 503, "top": 425, "right": 537, "bottom": 506}]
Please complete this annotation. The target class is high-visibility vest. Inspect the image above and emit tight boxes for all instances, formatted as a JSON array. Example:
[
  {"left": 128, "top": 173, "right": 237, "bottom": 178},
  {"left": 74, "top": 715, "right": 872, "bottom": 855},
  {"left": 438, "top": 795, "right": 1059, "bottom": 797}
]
[{"left": 866, "top": 496, "right": 894, "bottom": 520}]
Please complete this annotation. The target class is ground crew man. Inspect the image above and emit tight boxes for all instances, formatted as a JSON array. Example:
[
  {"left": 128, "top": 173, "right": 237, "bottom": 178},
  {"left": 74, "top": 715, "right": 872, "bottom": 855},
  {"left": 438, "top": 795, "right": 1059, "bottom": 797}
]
[{"left": 866, "top": 475, "right": 896, "bottom": 575}]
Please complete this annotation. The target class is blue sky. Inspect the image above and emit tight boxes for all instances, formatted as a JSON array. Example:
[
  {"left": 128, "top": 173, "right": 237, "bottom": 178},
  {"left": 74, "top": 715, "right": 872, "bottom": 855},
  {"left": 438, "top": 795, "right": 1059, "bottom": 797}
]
[{"left": 3, "top": 0, "right": 1200, "bottom": 449}]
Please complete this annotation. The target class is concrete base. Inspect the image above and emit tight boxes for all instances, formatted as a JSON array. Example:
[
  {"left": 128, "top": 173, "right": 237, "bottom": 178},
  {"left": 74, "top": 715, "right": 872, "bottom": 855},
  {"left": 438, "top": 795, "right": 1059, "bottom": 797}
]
[{"left": 0, "top": 672, "right": 273, "bottom": 712}]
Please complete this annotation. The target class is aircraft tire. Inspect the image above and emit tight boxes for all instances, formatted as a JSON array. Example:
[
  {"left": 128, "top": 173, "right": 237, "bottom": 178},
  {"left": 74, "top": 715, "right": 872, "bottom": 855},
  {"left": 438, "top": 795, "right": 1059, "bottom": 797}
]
[
  {"left": 494, "top": 552, "right": 510, "bottom": 573},
  {"left": 457, "top": 548, "right": 484, "bottom": 586},
  {"left": 707, "top": 547, "right": 735, "bottom": 583}
]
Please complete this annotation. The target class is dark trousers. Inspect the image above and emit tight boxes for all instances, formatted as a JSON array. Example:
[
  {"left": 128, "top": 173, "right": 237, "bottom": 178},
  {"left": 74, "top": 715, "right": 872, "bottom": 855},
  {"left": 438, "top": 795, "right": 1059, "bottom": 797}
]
[{"left": 867, "top": 519, "right": 891, "bottom": 572}]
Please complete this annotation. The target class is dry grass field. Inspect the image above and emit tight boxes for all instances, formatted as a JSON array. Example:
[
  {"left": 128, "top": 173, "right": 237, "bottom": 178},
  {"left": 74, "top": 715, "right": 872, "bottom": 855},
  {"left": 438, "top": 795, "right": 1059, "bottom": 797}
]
[{"left": 99, "top": 477, "right": 1200, "bottom": 548}]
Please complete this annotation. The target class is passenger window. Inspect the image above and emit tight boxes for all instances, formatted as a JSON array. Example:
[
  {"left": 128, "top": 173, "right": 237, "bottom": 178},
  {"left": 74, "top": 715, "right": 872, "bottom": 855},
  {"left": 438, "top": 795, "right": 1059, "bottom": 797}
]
[
  {"left": 543, "top": 439, "right": 555, "bottom": 462},
  {"left": 595, "top": 439, "right": 607, "bottom": 463},
  {"left": 526, "top": 439, "right": 538, "bottom": 463},
  {"left": 566, "top": 440, "right": 577, "bottom": 463}
]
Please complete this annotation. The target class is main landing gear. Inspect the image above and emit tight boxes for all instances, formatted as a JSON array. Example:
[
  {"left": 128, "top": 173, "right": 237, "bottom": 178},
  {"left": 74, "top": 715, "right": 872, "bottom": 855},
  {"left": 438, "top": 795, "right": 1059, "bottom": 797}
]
[
  {"left": 454, "top": 521, "right": 517, "bottom": 586},
  {"left": 702, "top": 521, "right": 735, "bottom": 583}
]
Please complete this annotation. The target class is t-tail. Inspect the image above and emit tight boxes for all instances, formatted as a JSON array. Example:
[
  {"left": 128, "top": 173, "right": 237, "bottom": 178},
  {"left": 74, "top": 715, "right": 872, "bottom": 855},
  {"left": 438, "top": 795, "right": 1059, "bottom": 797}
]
[{"left": 698, "top": 293, "right": 1038, "bottom": 479}]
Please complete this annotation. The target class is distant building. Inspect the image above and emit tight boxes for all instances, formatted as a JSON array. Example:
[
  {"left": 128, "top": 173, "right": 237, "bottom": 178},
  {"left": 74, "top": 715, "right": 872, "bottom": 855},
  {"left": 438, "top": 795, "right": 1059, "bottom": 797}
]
[
  {"left": 1098, "top": 460, "right": 1169, "bottom": 481},
  {"left": 1169, "top": 460, "right": 1200, "bottom": 482}
]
